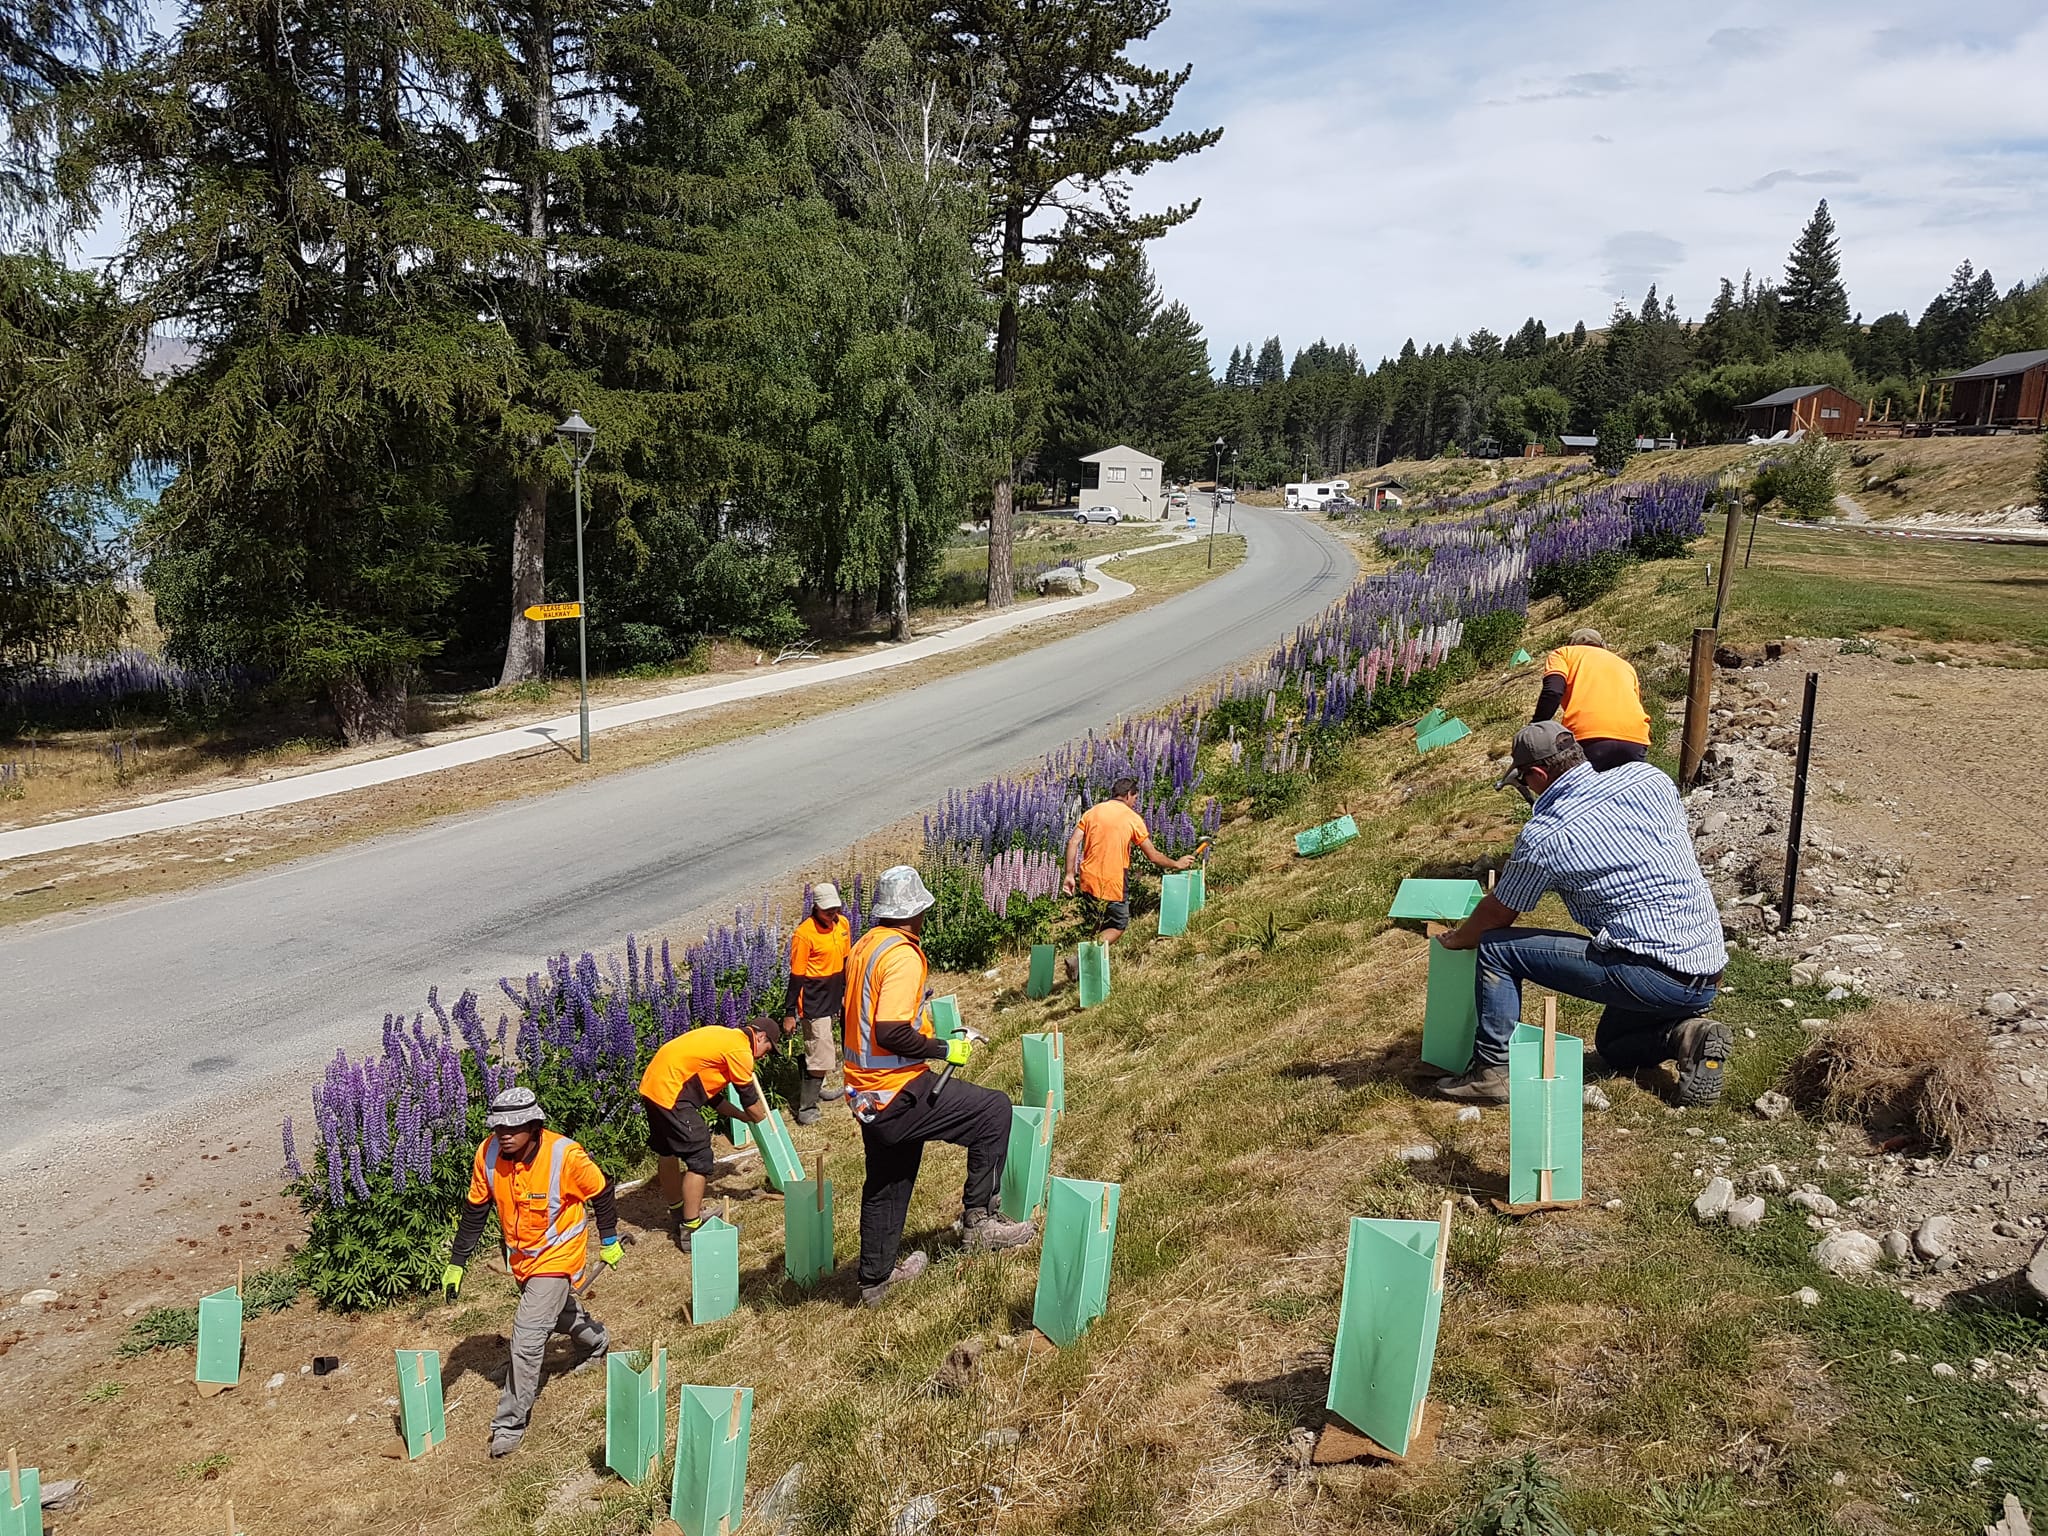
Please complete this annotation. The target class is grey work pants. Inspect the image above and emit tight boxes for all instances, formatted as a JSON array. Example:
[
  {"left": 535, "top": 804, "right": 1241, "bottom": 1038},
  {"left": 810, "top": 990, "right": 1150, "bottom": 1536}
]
[{"left": 490, "top": 1273, "right": 608, "bottom": 1441}]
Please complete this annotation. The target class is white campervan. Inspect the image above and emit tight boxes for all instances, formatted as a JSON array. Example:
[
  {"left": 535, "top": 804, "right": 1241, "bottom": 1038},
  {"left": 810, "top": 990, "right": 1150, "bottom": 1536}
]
[{"left": 1284, "top": 480, "right": 1346, "bottom": 510}]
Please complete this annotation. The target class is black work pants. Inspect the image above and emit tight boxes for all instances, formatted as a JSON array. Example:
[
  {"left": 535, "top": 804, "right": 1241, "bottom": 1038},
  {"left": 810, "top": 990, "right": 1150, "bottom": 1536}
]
[
  {"left": 1581, "top": 738, "right": 1648, "bottom": 771},
  {"left": 857, "top": 1073, "right": 1012, "bottom": 1286}
]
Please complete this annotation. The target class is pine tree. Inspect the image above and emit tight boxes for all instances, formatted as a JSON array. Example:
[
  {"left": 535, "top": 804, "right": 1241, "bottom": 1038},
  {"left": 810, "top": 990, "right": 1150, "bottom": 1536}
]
[
  {"left": 1778, "top": 199, "right": 1850, "bottom": 350},
  {"left": 939, "top": 0, "right": 1219, "bottom": 608},
  {"left": 98, "top": 0, "right": 517, "bottom": 741},
  {"left": 1, "top": 0, "right": 135, "bottom": 224},
  {"left": 1254, "top": 335, "right": 1286, "bottom": 385}
]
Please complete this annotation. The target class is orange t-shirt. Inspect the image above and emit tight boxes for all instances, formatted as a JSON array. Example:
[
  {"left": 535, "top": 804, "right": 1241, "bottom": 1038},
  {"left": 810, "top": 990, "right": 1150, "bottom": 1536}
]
[
  {"left": 466, "top": 1129, "right": 605, "bottom": 1281},
  {"left": 1075, "top": 799, "right": 1150, "bottom": 901},
  {"left": 1544, "top": 645, "right": 1650, "bottom": 747},
  {"left": 789, "top": 912, "right": 851, "bottom": 977},
  {"left": 637, "top": 1025, "right": 756, "bottom": 1110}
]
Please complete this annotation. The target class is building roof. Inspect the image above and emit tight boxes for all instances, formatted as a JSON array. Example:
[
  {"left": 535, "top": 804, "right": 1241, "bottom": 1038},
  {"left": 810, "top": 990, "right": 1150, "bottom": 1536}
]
[
  {"left": 1079, "top": 443, "right": 1162, "bottom": 465},
  {"left": 1739, "top": 385, "right": 1835, "bottom": 409},
  {"left": 1939, "top": 348, "right": 2048, "bottom": 382},
  {"left": 1559, "top": 435, "right": 1598, "bottom": 449}
]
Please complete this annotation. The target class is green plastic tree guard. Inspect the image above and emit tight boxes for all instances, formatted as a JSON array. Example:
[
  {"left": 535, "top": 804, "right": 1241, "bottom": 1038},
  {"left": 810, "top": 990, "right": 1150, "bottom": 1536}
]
[
  {"left": 1507, "top": 1006, "right": 1585, "bottom": 1206},
  {"left": 1000, "top": 1098, "right": 1056, "bottom": 1220},
  {"left": 1510, "top": 647, "right": 1533, "bottom": 665},
  {"left": 1386, "top": 878, "right": 1485, "bottom": 922},
  {"left": 690, "top": 1215, "right": 741, "bottom": 1325},
  {"left": 1294, "top": 814, "right": 1359, "bottom": 857},
  {"left": 929, "top": 995, "right": 962, "bottom": 1040},
  {"left": 1157, "top": 871, "right": 1192, "bottom": 937},
  {"left": 1419, "top": 939, "right": 1478, "bottom": 1074},
  {"left": 751, "top": 1108, "right": 804, "bottom": 1193},
  {"left": 784, "top": 1161, "right": 835, "bottom": 1288},
  {"left": 1025, "top": 944, "right": 1056, "bottom": 999},
  {"left": 724, "top": 1094, "right": 751, "bottom": 1149},
  {"left": 3, "top": 1455, "right": 42, "bottom": 1536},
  {"left": 395, "top": 1348, "right": 448, "bottom": 1460},
  {"left": 1326, "top": 1207, "right": 1450, "bottom": 1456},
  {"left": 1188, "top": 867, "right": 1207, "bottom": 914},
  {"left": 605, "top": 1347, "right": 667, "bottom": 1484},
  {"left": 194, "top": 1283, "right": 242, "bottom": 1389},
  {"left": 1415, "top": 717, "right": 1471, "bottom": 754},
  {"left": 1032, "top": 1176, "right": 1120, "bottom": 1348},
  {"left": 1078, "top": 941, "right": 1110, "bottom": 1008},
  {"left": 1415, "top": 707, "right": 1447, "bottom": 738},
  {"left": 1021, "top": 1030, "right": 1066, "bottom": 1121},
  {"left": 669, "top": 1385, "right": 752, "bottom": 1536}
]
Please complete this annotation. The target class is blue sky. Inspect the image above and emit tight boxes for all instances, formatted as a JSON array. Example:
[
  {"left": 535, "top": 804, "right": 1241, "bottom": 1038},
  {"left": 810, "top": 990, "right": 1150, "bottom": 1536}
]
[{"left": 1130, "top": 1, "right": 2048, "bottom": 365}]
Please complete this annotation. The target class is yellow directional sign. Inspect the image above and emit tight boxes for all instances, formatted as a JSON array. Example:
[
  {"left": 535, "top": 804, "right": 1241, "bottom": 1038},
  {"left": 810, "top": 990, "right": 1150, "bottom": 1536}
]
[{"left": 523, "top": 602, "right": 583, "bottom": 622}]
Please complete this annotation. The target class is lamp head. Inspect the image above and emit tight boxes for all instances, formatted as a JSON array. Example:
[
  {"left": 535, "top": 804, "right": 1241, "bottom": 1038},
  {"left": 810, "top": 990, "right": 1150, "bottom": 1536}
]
[{"left": 555, "top": 412, "right": 596, "bottom": 462}]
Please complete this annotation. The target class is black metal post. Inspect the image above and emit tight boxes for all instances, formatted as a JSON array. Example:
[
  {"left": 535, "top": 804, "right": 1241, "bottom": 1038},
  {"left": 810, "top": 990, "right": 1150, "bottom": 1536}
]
[
  {"left": 1780, "top": 671, "right": 1819, "bottom": 930},
  {"left": 1744, "top": 499, "right": 1762, "bottom": 568}
]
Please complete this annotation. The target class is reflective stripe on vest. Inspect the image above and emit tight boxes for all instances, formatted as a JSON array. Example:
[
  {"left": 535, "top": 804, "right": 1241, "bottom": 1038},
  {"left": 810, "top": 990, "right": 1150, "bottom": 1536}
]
[
  {"left": 848, "top": 930, "right": 925, "bottom": 1071},
  {"left": 484, "top": 1132, "right": 590, "bottom": 1260}
]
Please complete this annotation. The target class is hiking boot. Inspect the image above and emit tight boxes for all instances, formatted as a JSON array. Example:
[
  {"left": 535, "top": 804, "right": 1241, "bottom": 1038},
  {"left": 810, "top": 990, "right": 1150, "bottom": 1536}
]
[
  {"left": 488, "top": 1431, "right": 523, "bottom": 1459},
  {"left": 859, "top": 1251, "right": 930, "bottom": 1308},
  {"left": 1671, "top": 1017, "right": 1734, "bottom": 1108},
  {"left": 962, "top": 1207, "right": 1038, "bottom": 1253},
  {"left": 1436, "top": 1063, "right": 1510, "bottom": 1104}
]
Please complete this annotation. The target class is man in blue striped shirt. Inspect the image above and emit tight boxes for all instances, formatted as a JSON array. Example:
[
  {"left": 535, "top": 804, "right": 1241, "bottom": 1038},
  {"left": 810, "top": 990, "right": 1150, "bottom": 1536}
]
[{"left": 1435, "top": 722, "right": 1731, "bottom": 1106}]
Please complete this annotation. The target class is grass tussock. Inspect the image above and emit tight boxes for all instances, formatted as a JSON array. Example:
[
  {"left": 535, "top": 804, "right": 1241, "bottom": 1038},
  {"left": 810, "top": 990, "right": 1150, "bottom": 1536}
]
[{"left": 1788, "top": 999, "right": 1998, "bottom": 1150}]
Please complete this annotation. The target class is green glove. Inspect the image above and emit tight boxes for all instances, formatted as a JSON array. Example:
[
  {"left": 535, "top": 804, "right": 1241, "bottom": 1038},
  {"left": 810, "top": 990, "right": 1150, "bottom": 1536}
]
[
  {"left": 944, "top": 1036, "right": 973, "bottom": 1067},
  {"left": 441, "top": 1263, "right": 464, "bottom": 1301},
  {"left": 599, "top": 1239, "right": 622, "bottom": 1270}
]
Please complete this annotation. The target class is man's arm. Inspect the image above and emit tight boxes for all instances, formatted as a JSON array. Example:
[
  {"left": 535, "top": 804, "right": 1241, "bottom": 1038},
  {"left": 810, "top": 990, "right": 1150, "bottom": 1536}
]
[
  {"left": 587, "top": 1175, "right": 619, "bottom": 1245},
  {"left": 1532, "top": 673, "right": 1566, "bottom": 723},
  {"left": 729, "top": 1075, "right": 770, "bottom": 1123},
  {"left": 1061, "top": 825, "right": 1085, "bottom": 895},
  {"left": 1139, "top": 837, "right": 1193, "bottom": 873},
  {"left": 1436, "top": 891, "right": 1522, "bottom": 950},
  {"left": 873, "top": 1020, "right": 950, "bottom": 1061},
  {"left": 448, "top": 1195, "right": 492, "bottom": 1269}
]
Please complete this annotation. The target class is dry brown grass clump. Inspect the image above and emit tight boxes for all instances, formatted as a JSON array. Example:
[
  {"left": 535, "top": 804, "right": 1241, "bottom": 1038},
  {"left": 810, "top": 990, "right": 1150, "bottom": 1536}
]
[{"left": 1788, "top": 999, "right": 1999, "bottom": 1150}]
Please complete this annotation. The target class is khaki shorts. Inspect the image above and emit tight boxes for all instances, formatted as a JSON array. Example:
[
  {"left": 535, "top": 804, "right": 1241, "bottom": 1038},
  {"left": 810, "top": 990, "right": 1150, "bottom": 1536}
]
[{"left": 801, "top": 1014, "right": 841, "bottom": 1078}]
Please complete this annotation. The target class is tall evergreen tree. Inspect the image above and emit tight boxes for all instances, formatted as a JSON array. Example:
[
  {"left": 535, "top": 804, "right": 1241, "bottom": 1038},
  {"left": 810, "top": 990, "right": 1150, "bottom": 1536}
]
[
  {"left": 1778, "top": 199, "right": 1850, "bottom": 350},
  {"left": 939, "top": 0, "right": 1218, "bottom": 607},
  {"left": 1253, "top": 335, "right": 1285, "bottom": 385},
  {"left": 96, "top": 0, "right": 518, "bottom": 741}
]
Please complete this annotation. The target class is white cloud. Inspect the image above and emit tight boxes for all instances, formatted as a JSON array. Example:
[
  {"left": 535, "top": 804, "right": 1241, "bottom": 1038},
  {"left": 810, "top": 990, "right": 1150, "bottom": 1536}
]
[{"left": 1133, "top": 0, "right": 2048, "bottom": 361}]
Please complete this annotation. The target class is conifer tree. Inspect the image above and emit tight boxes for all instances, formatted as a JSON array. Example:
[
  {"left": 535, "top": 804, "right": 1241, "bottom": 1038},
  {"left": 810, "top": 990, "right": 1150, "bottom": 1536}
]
[
  {"left": 1778, "top": 199, "right": 1850, "bottom": 350},
  {"left": 937, "top": 0, "right": 1218, "bottom": 608}
]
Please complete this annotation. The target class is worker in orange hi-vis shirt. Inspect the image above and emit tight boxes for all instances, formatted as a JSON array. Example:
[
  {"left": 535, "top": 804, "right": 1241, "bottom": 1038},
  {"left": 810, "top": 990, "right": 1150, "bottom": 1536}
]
[
  {"left": 1061, "top": 775, "right": 1195, "bottom": 952},
  {"left": 1534, "top": 628, "right": 1651, "bottom": 771},
  {"left": 783, "top": 882, "right": 852, "bottom": 1125},
  {"left": 442, "top": 1086, "right": 620, "bottom": 1460}
]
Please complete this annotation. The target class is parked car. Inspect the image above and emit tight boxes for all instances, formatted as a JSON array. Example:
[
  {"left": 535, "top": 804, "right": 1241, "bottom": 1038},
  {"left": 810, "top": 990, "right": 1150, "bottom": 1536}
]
[
  {"left": 1218, "top": 488, "right": 1236, "bottom": 504},
  {"left": 1168, "top": 491, "right": 1188, "bottom": 508},
  {"left": 1074, "top": 505, "right": 1122, "bottom": 524}
]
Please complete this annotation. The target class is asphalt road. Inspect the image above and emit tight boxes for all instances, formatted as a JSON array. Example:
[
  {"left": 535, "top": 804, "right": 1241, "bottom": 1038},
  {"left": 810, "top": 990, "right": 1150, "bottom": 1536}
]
[{"left": 0, "top": 504, "right": 1348, "bottom": 1174}]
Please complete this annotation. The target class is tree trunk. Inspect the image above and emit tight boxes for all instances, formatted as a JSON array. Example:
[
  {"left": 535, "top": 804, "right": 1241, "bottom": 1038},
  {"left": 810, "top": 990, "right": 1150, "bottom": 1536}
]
[
  {"left": 986, "top": 201, "right": 1025, "bottom": 611},
  {"left": 330, "top": 667, "right": 409, "bottom": 746},
  {"left": 498, "top": 475, "right": 549, "bottom": 684},
  {"left": 891, "top": 505, "right": 910, "bottom": 642}
]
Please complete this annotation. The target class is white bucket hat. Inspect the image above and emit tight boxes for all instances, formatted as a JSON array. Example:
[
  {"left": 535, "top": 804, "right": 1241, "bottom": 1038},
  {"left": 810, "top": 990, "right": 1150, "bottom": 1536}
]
[
  {"left": 870, "top": 865, "right": 935, "bottom": 922},
  {"left": 486, "top": 1085, "right": 546, "bottom": 1130},
  {"left": 811, "top": 882, "right": 843, "bottom": 911}
]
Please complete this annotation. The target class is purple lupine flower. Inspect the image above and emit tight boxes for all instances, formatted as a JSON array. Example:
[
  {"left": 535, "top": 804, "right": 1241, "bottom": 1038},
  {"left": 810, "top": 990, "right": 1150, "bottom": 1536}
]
[{"left": 282, "top": 1117, "right": 303, "bottom": 1179}]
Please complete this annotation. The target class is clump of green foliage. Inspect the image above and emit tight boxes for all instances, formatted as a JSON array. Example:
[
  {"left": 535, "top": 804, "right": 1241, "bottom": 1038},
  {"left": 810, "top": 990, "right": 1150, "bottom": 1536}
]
[
  {"left": 1530, "top": 548, "right": 1630, "bottom": 610},
  {"left": 1752, "top": 434, "right": 1840, "bottom": 519}
]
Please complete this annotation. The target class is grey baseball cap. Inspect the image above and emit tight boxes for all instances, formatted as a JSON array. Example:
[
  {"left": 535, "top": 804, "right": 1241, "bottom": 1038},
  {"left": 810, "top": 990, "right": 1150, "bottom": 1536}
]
[
  {"left": 1494, "top": 721, "right": 1579, "bottom": 790},
  {"left": 1568, "top": 627, "right": 1604, "bottom": 647}
]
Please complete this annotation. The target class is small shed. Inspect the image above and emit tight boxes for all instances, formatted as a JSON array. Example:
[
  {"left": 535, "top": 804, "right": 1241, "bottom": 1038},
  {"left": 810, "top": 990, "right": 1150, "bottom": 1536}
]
[
  {"left": 1354, "top": 475, "right": 1406, "bottom": 512},
  {"left": 1940, "top": 349, "right": 2048, "bottom": 430},
  {"left": 1558, "top": 434, "right": 1599, "bottom": 454},
  {"left": 1737, "top": 385, "right": 1863, "bottom": 440},
  {"left": 1078, "top": 444, "right": 1167, "bottom": 521}
]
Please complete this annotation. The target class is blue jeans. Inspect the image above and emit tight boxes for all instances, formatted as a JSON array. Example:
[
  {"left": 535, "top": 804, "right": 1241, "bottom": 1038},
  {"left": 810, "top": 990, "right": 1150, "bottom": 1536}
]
[{"left": 1474, "top": 928, "right": 1719, "bottom": 1070}]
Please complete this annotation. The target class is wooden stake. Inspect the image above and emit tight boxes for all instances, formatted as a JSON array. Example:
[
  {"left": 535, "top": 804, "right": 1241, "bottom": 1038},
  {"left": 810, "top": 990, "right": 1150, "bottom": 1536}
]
[
  {"left": 1100, "top": 1188, "right": 1111, "bottom": 1232},
  {"left": 727, "top": 1388, "right": 743, "bottom": 1440},
  {"left": 1540, "top": 995, "right": 1557, "bottom": 1080},
  {"left": 416, "top": 1351, "right": 426, "bottom": 1387},
  {"left": 227, "top": 1498, "right": 236, "bottom": 1536},
  {"left": 814, "top": 1154, "right": 827, "bottom": 1213},
  {"left": 8, "top": 1445, "right": 20, "bottom": 1509},
  {"left": 722, "top": 1197, "right": 730, "bottom": 1225},
  {"left": 1040, "top": 1092, "right": 1053, "bottom": 1143},
  {"left": 236, "top": 1260, "right": 243, "bottom": 1297},
  {"left": 1430, "top": 1200, "right": 1452, "bottom": 1293}
]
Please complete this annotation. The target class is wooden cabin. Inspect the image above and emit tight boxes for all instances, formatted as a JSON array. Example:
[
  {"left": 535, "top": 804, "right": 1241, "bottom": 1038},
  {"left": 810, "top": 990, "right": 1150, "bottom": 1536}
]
[
  {"left": 1940, "top": 350, "right": 2048, "bottom": 431},
  {"left": 1737, "top": 385, "right": 1863, "bottom": 440}
]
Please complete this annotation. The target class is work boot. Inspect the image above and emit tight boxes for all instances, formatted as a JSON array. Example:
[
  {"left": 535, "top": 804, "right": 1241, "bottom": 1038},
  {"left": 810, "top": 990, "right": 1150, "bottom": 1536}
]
[
  {"left": 488, "top": 1430, "right": 523, "bottom": 1459},
  {"left": 962, "top": 1206, "right": 1037, "bottom": 1253},
  {"left": 859, "top": 1250, "right": 930, "bottom": 1308},
  {"left": 1436, "top": 1063, "right": 1510, "bottom": 1104},
  {"left": 796, "top": 1072, "right": 823, "bottom": 1127},
  {"left": 671, "top": 1207, "right": 704, "bottom": 1254},
  {"left": 1670, "top": 1017, "right": 1734, "bottom": 1108}
]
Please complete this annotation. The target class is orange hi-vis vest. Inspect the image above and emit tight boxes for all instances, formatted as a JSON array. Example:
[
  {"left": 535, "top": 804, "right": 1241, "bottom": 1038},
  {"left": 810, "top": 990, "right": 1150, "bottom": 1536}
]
[
  {"left": 470, "top": 1128, "right": 601, "bottom": 1283},
  {"left": 842, "top": 926, "right": 932, "bottom": 1118}
]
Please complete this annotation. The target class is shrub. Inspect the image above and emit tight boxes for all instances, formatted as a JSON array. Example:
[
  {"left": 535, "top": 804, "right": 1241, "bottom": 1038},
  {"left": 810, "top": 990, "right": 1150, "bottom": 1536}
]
[
  {"left": 1752, "top": 435, "right": 1838, "bottom": 520},
  {"left": 1458, "top": 609, "right": 1525, "bottom": 668},
  {"left": 1529, "top": 548, "right": 1629, "bottom": 610},
  {"left": 1592, "top": 411, "right": 1635, "bottom": 474}
]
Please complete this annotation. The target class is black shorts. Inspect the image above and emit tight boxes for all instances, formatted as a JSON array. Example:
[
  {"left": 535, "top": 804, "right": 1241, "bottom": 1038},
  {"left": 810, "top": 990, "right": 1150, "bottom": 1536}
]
[
  {"left": 641, "top": 1094, "right": 714, "bottom": 1174},
  {"left": 1080, "top": 892, "right": 1131, "bottom": 932}
]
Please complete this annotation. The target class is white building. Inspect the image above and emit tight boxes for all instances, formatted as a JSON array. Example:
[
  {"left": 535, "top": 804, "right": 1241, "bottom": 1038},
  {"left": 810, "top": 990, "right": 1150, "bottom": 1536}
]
[{"left": 1078, "top": 444, "right": 1167, "bottom": 521}]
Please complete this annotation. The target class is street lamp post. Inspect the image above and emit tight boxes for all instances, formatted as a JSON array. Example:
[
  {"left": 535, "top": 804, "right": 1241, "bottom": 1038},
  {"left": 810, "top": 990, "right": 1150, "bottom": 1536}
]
[
  {"left": 555, "top": 411, "right": 596, "bottom": 763},
  {"left": 1208, "top": 437, "right": 1226, "bottom": 569}
]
